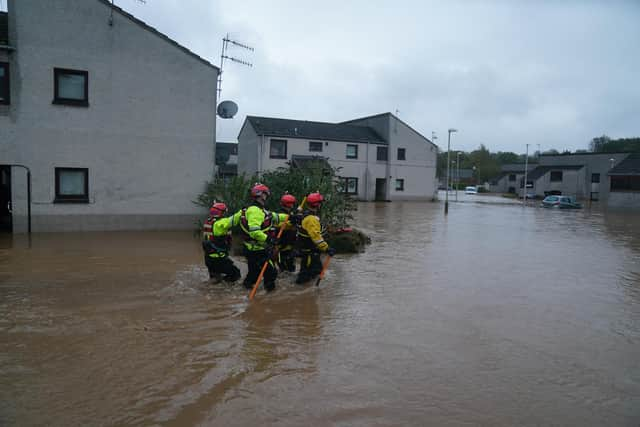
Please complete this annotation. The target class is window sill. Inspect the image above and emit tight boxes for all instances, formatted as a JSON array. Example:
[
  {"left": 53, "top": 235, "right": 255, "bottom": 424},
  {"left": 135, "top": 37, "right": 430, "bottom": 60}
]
[
  {"left": 54, "top": 198, "right": 90, "bottom": 204},
  {"left": 52, "top": 99, "right": 89, "bottom": 107}
]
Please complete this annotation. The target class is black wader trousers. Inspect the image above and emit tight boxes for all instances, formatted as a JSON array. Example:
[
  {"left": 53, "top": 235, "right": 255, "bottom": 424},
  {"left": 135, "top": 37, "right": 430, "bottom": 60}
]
[{"left": 242, "top": 248, "right": 277, "bottom": 292}]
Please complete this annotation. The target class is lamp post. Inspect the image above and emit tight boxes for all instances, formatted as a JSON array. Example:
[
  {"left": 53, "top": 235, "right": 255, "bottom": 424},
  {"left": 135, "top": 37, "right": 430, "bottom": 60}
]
[
  {"left": 523, "top": 144, "right": 529, "bottom": 206},
  {"left": 609, "top": 158, "right": 615, "bottom": 169},
  {"left": 445, "top": 128, "right": 457, "bottom": 215},
  {"left": 456, "top": 151, "right": 461, "bottom": 201}
]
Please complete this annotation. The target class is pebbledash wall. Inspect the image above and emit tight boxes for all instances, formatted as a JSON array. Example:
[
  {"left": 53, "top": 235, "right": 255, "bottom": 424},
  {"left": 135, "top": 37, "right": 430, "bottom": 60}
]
[{"left": 1, "top": 0, "right": 218, "bottom": 233}]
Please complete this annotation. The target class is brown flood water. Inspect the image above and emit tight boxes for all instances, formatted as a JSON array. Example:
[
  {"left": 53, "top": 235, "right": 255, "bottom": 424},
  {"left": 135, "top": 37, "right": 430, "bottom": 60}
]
[{"left": 1, "top": 198, "right": 640, "bottom": 426}]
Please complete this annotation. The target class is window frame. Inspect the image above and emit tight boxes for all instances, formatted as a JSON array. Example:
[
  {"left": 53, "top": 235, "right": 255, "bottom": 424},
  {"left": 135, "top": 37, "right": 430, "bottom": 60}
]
[
  {"left": 395, "top": 178, "right": 405, "bottom": 191},
  {"left": 54, "top": 167, "right": 89, "bottom": 203},
  {"left": 377, "top": 146, "right": 388, "bottom": 161},
  {"left": 591, "top": 173, "right": 600, "bottom": 183},
  {"left": 397, "top": 148, "right": 406, "bottom": 161},
  {"left": 0, "top": 62, "right": 9, "bottom": 105},
  {"left": 53, "top": 68, "right": 89, "bottom": 107},
  {"left": 346, "top": 144, "right": 358, "bottom": 159},
  {"left": 269, "top": 139, "right": 288, "bottom": 159},
  {"left": 508, "top": 174, "right": 516, "bottom": 182},
  {"left": 550, "top": 171, "right": 563, "bottom": 182},
  {"left": 308, "top": 141, "right": 323, "bottom": 152},
  {"left": 341, "top": 177, "right": 358, "bottom": 195}
]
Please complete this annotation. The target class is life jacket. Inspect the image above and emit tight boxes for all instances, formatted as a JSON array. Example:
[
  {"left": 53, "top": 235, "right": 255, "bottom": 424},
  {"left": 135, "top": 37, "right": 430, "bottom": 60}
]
[
  {"left": 202, "top": 216, "right": 232, "bottom": 256},
  {"left": 239, "top": 206, "right": 276, "bottom": 251},
  {"left": 279, "top": 209, "right": 299, "bottom": 250},
  {"left": 296, "top": 210, "right": 326, "bottom": 252}
]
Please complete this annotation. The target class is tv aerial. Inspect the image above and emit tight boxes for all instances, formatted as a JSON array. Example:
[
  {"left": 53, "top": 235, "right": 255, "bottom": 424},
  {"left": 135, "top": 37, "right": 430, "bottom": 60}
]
[{"left": 216, "top": 33, "right": 253, "bottom": 119}]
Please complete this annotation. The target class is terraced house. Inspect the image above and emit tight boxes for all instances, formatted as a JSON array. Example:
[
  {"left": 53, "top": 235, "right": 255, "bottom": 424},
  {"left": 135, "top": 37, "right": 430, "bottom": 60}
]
[
  {"left": 0, "top": 0, "right": 218, "bottom": 233},
  {"left": 237, "top": 113, "right": 438, "bottom": 201}
]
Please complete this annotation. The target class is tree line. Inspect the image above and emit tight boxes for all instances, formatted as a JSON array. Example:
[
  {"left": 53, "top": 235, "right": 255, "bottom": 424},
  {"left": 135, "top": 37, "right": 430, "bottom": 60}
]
[{"left": 436, "top": 136, "right": 640, "bottom": 183}]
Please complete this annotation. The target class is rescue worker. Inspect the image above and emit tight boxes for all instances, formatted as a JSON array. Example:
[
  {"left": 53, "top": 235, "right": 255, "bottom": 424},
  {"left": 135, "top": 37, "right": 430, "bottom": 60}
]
[
  {"left": 202, "top": 202, "right": 241, "bottom": 282},
  {"left": 233, "top": 183, "right": 288, "bottom": 292},
  {"left": 295, "top": 192, "right": 336, "bottom": 285},
  {"left": 277, "top": 192, "right": 299, "bottom": 273}
]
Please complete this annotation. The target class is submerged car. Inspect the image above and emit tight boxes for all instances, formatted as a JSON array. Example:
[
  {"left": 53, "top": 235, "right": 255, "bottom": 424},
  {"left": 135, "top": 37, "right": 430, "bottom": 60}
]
[
  {"left": 540, "top": 195, "right": 582, "bottom": 209},
  {"left": 465, "top": 186, "right": 478, "bottom": 194}
]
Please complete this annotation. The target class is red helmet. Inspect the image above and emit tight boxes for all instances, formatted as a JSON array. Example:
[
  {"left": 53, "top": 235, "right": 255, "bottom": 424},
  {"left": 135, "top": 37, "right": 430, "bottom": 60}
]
[
  {"left": 280, "top": 193, "right": 297, "bottom": 209},
  {"left": 209, "top": 202, "right": 227, "bottom": 217},
  {"left": 306, "top": 192, "right": 324, "bottom": 208},
  {"left": 250, "top": 183, "right": 271, "bottom": 199}
]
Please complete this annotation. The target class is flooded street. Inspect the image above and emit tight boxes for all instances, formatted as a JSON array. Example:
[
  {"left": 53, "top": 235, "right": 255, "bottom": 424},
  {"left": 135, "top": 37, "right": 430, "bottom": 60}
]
[{"left": 1, "top": 198, "right": 639, "bottom": 426}]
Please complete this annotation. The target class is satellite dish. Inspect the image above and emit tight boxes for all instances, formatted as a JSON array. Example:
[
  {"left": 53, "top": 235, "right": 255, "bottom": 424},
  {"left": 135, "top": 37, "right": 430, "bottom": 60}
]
[{"left": 217, "top": 100, "right": 239, "bottom": 119}]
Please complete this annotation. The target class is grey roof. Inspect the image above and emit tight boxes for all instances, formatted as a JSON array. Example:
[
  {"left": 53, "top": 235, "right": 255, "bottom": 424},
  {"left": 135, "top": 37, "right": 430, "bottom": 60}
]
[
  {"left": 609, "top": 153, "right": 640, "bottom": 176},
  {"left": 291, "top": 155, "right": 332, "bottom": 170},
  {"left": 0, "top": 12, "right": 7, "bottom": 45},
  {"left": 96, "top": 0, "right": 218, "bottom": 71},
  {"left": 340, "top": 112, "right": 437, "bottom": 147},
  {"left": 501, "top": 163, "right": 529, "bottom": 172},
  {"left": 527, "top": 165, "right": 584, "bottom": 181},
  {"left": 246, "top": 116, "right": 386, "bottom": 144}
]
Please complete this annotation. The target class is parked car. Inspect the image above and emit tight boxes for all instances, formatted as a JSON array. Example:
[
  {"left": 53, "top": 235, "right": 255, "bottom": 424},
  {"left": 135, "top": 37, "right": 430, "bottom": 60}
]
[
  {"left": 540, "top": 195, "right": 582, "bottom": 209},
  {"left": 465, "top": 186, "right": 478, "bottom": 194}
]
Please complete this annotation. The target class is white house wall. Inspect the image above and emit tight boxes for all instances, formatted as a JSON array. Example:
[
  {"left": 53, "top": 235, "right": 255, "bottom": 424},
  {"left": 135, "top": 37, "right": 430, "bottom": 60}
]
[
  {"left": 1, "top": 0, "right": 217, "bottom": 232},
  {"left": 237, "top": 122, "right": 259, "bottom": 176}
]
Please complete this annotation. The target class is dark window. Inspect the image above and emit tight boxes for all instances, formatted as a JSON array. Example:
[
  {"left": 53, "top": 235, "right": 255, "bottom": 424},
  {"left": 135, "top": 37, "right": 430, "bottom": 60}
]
[
  {"left": 309, "top": 141, "right": 323, "bottom": 152},
  {"left": 395, "top": 179, "right": 405, "bottom": 191},
  {"left": 550, "top": 171, "right": 563, "bottom": 182},
  {"left": 341, "top": 177, "right": 358, "bottom": 195},
  {"left": 346, "top": 144, "right": 358, "bottom": 159},
  {"left": 269, "top": 139, "right": 287, "bottom": 159},
  {"left": 55, "top": 167, "right": 89, "bottom": 203},
  {"left": 0, "top": 62, "right": 9, "bottom": 105},
  {"left": 397, "top": 148, "right": 406, "bottom": 161},
  {"left": 377, "top": 146, "right": 388, "bottom": 161},
  {"left": 508, "top": 174, "right": 516, "bottom": 181},
  {"left": 53, "top": 68, "right": 89, "bottom": 106},
  {"left": 591, "top": 173, "right": 600, "bottom": 183},
  {"left": 231, "top": 145, "right": 238, "bottom": 155},
  {"left": 611, "top": 176, "right": 640, "bottom": 192}
]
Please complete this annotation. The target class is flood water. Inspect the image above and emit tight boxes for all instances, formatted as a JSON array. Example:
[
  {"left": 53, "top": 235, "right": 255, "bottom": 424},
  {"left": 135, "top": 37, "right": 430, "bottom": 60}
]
[{"left": 1, "top": 197, "right": 640, "bottom": 426}]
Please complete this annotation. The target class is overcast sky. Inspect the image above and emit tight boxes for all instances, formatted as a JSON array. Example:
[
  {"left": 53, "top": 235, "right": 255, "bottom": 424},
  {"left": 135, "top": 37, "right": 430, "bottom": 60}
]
[{"left": 117, "top": 0, "right": 639, "bottom": 153}]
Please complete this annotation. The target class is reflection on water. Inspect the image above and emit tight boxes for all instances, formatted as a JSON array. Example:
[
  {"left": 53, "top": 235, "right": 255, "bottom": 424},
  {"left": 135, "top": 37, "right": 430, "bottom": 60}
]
[{"left": 1, "top": 200, "right": 639, "bottom": 426}]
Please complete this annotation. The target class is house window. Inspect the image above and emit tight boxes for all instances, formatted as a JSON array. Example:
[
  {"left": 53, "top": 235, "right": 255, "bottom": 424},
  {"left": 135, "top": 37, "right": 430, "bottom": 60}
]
[
  {"left": 309, "top": 141, "right": 323, "bottom": 152},
  {"left": 377, "top": 146, "right": 388, "bottom": 161},
  {"left": 269, "top": 139, "right": 287, "bottom": 159},
  {"left": 53, "top": 68, "right": 89, "bottom": 106},
  {"left": 611, "top": 176, "right": 640, "bottom": 192},
  {"left": 341, "top": 177, "right": 358, "bottom": 194},
  {"left": 395, "top": 179, "right": 405, "bottom": 191},
  {"left": 55, "top": 167, "right": 89, "bottom": 203},
  {"left": 508, "top": 174, "right": 516, "bottom": 182},
  {"left": 397, "top": 148, "right": 406, "bottom": 161},
  {"left": 0, "top": 62, "right": 9, "bottom": 105},
  {"left": 550, "top": 171, "right": 563, "bottom": 182},
  {"left": 591, "top": 173, "right": 600, "bottom": 183},
  {"left": 346, "top": 144, "right": 358, "bottom": 159}
]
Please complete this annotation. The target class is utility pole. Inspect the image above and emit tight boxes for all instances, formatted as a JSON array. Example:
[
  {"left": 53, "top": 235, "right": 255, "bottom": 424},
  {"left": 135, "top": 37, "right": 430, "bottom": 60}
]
[
  {"left": 445, "top": 129, "right": 457, "bottom": 215},
  {"left": 523, "top": 144, "right": 529, "bottom": 206}
]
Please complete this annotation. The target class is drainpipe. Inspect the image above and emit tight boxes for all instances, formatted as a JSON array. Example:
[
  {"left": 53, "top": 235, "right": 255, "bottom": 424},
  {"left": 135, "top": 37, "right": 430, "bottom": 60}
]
[{"left": 364, "top": 142, "right": 370, "bottom": 201}]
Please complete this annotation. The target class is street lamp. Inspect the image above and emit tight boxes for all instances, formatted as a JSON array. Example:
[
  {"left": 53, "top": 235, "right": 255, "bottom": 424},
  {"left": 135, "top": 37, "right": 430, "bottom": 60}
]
[
  {"left": 445, "top": 128, "right": 457, "bottom": 215},
  {"left": 456, "top": 151, "right": 461, "bottom": 201},
  {"left": 609, "top": 158, "right": 615, "bottom": 169}
]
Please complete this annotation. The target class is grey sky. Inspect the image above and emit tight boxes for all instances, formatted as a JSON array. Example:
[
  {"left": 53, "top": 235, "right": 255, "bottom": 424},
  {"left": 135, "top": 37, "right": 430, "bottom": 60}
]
[{"left": 118, "top": 0, "right": 639, "bottom": 153}]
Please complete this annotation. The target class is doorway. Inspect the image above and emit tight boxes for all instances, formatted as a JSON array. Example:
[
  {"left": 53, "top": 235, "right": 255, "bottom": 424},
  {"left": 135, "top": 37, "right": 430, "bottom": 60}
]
[
  {"left": 0, "top": 166, "right": 12, "bottom": 232},
  {"left": 375, "top": 178, "right": 386, "bottom": 201}
]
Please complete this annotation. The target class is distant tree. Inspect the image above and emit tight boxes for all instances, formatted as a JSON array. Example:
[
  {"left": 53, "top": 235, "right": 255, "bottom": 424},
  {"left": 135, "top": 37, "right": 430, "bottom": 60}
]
[
  {"left": 543, "top": 149, "right": 559, "bottom": 155},
  {"left": 495, "top": 151, "right": 520, "bottom": 164},
  {"left": 589, "top": 135, "right": 611, "bottom": 152}
]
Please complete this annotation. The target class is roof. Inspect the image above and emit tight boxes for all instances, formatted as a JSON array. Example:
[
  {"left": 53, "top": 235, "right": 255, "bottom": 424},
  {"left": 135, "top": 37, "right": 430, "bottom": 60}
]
[
  {"left": 609, "top": 153, "right": 640, "bottom": 176},
  {"left": 246, "top": 116, "right": 386, "bottom": 144},
  {"left": 290, "top": 155, "right": 332, "bottom": 170},
  {"left": 340, "top": 112, "right": 437, "bottom": 148},
  {"left": 96, "top": 0, "right": 218, "bottom": 71},
  {"left": 0, "top": 12, "right": 8, "bottom": 45},
  {"left": 527, "top": 165, "right": 584, "bottom": 181},
  {"left": 501, "top": 163, "right": 529, "bottom": 172}
]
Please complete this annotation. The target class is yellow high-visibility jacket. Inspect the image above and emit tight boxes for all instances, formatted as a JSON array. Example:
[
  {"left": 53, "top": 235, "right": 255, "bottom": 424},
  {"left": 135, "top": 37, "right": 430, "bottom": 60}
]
[
  {"left": 233, "top": 205, "right": 288, "bottom": 251},
  {"left": 299, "top": 214, "right": 329, "bottom": 252}
]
